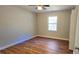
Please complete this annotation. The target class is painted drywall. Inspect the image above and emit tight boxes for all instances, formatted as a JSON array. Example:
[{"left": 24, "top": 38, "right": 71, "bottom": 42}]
[
  {"left": 37, "top": 10, "right": 71, "bottom": 40},
  {"left": 0, "top": 6, "right": 37, "bottom": 49},
  {"left": 74, "top": 7, "right": 79, "bottom": 53},
  {"left": 69, "top": 8, "right": 77, "bottom": 50}
]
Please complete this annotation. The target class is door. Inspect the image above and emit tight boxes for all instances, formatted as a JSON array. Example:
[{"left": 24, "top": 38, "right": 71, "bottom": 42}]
[{"left": 73, "top": 7, "right": 79, "bottom": 54}]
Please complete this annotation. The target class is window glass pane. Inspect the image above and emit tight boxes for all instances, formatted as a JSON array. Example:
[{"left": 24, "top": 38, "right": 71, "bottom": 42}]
[
  {"left": 48, "top": 16, "right": 57, "bottom": 23},
  {"left": 48, "top": 26, "right": 52, "bottom": 30},
  {"left": 48, "top": 24, "right": 57, "bottom": 31}
]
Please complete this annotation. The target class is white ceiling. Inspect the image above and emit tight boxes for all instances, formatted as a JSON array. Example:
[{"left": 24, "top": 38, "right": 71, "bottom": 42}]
[{"left": 20, "top": 5, "right": 75, "bottom": 13}]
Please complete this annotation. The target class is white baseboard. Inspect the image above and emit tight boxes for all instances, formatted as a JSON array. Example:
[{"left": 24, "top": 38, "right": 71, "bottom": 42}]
[
  {"left": 69, "top": 48, "right": 73, "bottom": 51},
  {"left": 0, "top": 36, "right": 36, "bottom": 50},
  {"left": 36, "top": 35, "right": 69, "bottom": 41},
  {"left": 69, "top": 47, "right": 74, "bottom": 51}
]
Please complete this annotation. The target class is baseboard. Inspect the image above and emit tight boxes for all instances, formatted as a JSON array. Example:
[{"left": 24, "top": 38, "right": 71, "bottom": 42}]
[
  {"left": 36, "top": 35, "right": 69, "bottom": 41},
  {"left": 69, "top": 48, "right": 74, "bottom": 51},
  {"left": 69, "top": 49, "right": 73, "bottom": 53},
  {"left": 69, "top": 49, "right": 73, "bottom": 51},
  {"left": 0, "top": 36, "right": 36, "bottom": 50}
]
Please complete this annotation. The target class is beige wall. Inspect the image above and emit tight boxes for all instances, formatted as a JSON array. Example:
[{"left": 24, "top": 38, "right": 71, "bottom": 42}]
[
  {"left": 0, "top": 6, "right": 73, "bottom": 50},
  {"left": 69, "top": 9, "right": 77, "bottom": 50},
  {"left": 0, "top": 6, "right": 37, "bottom": 49},
  {"left": 37, "top": 10, "right": 71, "bottom": 40}
]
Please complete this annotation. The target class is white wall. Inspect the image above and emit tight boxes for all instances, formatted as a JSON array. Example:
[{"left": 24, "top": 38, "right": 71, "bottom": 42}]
[
  {"left": 0, "top": 6, "right": 37, "bottom": 49},
  {"left": 37, "top": 10, "right": 71, "bottom": 40},
  {"left": 73, "top": 7, "right": 79, "bottom": 53},
  {"left": 69, "top": 8, "right": 77, "bottom": 50}
]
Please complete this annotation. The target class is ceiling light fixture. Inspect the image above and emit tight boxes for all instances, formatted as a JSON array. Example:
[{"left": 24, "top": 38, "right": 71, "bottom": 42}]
[
  {"left": 36, "top": 5, "right": 43, "bottom": 10},
  {"left": 35, "top": 5, "right": 50, "bottom": 10}
]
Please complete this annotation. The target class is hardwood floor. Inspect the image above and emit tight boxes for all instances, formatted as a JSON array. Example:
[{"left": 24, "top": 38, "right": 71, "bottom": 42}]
[{"left": 0, "top": 36, "right": 73, "bottom": 54}]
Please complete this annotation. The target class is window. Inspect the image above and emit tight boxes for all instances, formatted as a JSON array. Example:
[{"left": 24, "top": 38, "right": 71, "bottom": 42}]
[{"left": 48, "top": 16, "right": 57, "bottom": 31}]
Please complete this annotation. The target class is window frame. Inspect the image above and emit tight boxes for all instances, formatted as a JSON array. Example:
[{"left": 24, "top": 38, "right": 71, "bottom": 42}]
[{"left": 48, "top": 16, "right": 57, "bottom": 32}]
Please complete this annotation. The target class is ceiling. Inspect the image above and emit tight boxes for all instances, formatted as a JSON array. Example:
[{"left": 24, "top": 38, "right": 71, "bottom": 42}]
[{"left": 20, "top": 5, "right": 75, "bottom": 13}]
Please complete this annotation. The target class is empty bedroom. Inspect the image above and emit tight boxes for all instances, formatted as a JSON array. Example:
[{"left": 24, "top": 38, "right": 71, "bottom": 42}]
[{"left": 0, "top": 5, "right": 79, "bottom": 54}]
